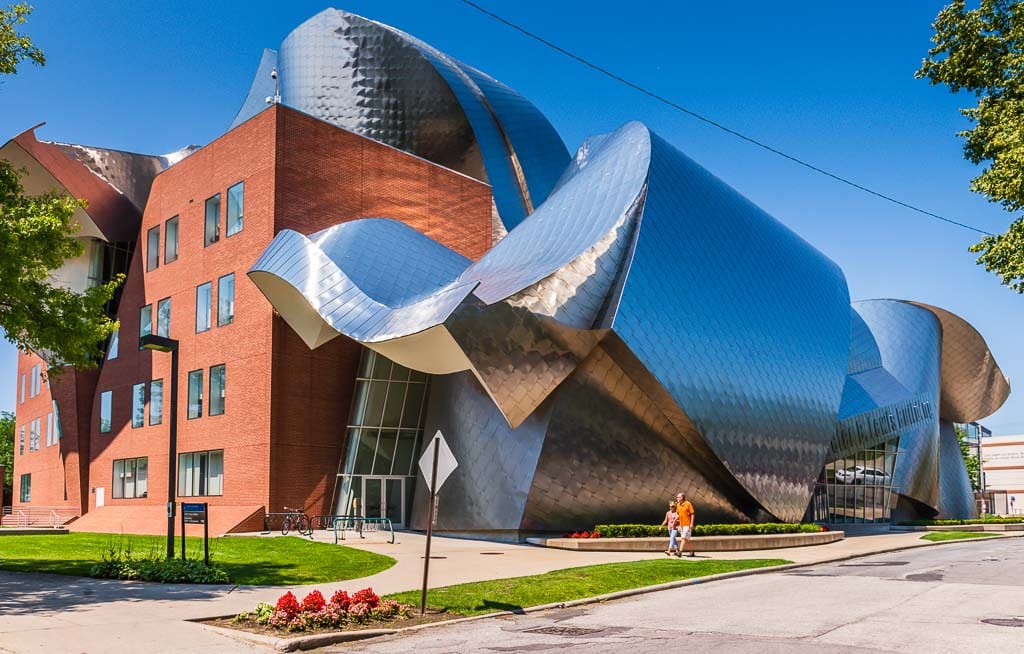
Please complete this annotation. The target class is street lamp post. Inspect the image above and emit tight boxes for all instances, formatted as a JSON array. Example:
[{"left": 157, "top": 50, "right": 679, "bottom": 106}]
[{"left": 140, "top": 334, "right": 179, "bottom": 559}]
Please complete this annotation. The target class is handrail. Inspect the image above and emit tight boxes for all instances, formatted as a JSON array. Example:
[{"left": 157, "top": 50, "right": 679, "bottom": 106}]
[
  {"left": 332, "top": 515, "right": 395, "bottom": 545},
  {"left": 17, "top": 510, "right": 27, "bottom": 528}
]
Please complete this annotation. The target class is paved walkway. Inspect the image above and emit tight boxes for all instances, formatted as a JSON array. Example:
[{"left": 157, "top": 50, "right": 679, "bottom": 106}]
[{"left": 0, "top": 530, "right": 1014, "bottom": 653}]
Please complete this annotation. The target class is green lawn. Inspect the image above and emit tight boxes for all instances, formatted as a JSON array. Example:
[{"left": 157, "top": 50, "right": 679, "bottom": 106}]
[
  {"left": 920, "top": 531, "right": 999, "bottom": 542},
  {"left": 386, "top": 558, "right": 790, "bottom": 616},
  {"left": 0, "top": 533, "right": 394, "bottom": 585}
]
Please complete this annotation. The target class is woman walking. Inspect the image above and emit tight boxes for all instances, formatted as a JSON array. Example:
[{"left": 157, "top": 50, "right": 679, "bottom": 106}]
[{"left": 660, "top": 501, "right": 680, "bottom": 556}]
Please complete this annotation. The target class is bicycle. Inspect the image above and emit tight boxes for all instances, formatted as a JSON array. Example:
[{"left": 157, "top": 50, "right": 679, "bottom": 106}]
[{"left": 281, "top": 507, "right": 313, "bottom": 537}]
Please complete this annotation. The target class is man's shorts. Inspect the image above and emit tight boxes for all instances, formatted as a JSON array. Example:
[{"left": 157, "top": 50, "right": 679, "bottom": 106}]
[{"left": 678, "top": 526, "right": 692, "bottom": 539}]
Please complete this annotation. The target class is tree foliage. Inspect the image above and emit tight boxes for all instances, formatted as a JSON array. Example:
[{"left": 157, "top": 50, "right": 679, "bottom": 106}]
[
  {"left": 0, "top": 3, "right": 120, "bottom": 368},
  {"left": 918, "top": 0, "right": 1024, "bottom": 292},
  {"left": 1, "top": 411, "right": 13, "bottom": 498},
  {"left": 955, "top": 424, "right": 982, "bottom": 490}
]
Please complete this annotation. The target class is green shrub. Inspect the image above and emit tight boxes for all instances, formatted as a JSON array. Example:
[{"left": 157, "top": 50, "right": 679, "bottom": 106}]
[
  {"left": 89, "top": 536, "right": 230, "bottom": 584},
  {"left": 898, "top": 517, "right": 1023, "bottom": 526},
  {"left": 592, "top": 523, "right": 823, "bottom": 538}
]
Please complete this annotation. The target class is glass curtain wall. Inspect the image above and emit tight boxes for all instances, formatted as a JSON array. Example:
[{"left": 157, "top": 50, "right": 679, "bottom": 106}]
[
  {"left": 334, "top": 349, "right": 430, "bottom": 523},
  {"left": 810, "top": 438, "right": 900, "bottom": 524}
]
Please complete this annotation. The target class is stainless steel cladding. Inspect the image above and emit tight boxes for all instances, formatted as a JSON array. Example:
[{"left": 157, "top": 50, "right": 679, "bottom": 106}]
[{"left": 246, "top": 9, "right": 1011, "bottom": 533}]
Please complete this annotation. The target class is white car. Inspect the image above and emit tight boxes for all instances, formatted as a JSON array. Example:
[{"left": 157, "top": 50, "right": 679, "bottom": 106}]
[{"left": 835, "top": 466, "right": 891, "bottom": 485}]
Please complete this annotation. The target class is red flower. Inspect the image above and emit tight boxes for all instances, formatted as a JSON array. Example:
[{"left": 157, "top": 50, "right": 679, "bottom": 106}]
[
  {"left": 580, "top": 530, "right": 590, "bottom": 539},
  {"left": 819, "top": 525, "right": 829, "bottom": 532},
  {"left": 562, "top": 532, "right": 572, "bottom": 538},
  {"left": 352, "top": 587, "right": 380, "bottom": 608},
  {"left": 275, "top": 591, "right": 301, "bottom": 618},
  {"left": 571, "top": 531, "right": 581, "bottom": 538},
  {"left": 329, "top": 590, "right": 351, "bottom": 610},
  {"left": 300, "top": 590, "right": 326, "bottom": 613},
  {"left": 590, "top": 531, "right": 600, "bottom": 538}
]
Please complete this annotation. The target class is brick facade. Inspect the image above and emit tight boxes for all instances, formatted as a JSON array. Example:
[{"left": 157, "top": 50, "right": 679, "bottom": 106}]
[{"left": 12, "top": 105, "right": 492, "bottom": 534}]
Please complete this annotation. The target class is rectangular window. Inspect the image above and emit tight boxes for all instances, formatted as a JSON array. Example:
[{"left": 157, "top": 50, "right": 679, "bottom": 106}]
[
  {"left": 19, "top": 373, "right": 25, "bottom": 404},
  {"left": 19, "top": 474, "right": 30, "bottom": 503},
  {"left": 226, "top": 182, "right": 244, "bottom": 236},
  {"left": 100, "top": 390, "right": 112, "bottom": 433},
  {"left": 131, "top": 382, "right": 145, "bottom": 428},
  {"left": 209, "top": 364, "right": 225, "bottom": 416},
  {"left": 187, "top": 369, "right": 203, "bottom": 419},
  {"left": 157, "top": 297, "right": 171, "bottom": 338},
  {"left": 52, "top": 399, "right": 61, "bottom": 441},
  {"left": 107, "top": 329, "right": 119, "bottom": 360},
  {"left": 177, "top": 449, "right": 224, "bottom": 497},
  {"left": 164, "top": 216, "right": 179, "bottom": 264},
  {"left": 195, "top": 282, "right": 212, "bottom": 333},
  {"left": 112, "top": 457, "right": 148, "bottom": 499},
  {"left": 149, "top": 379, "right": 163, "bottom": 426},
  {"left": 146, "top": 225, "right": 160, "bottom": 271},
  {"left": 217, "top": 273, "right": 234, "bottom": 326},
  {"left": 139, "top": 304, "right": 153, "bottom": 349},
  {"left": 204, "top": 194, "right": 220, "bottom": 246},
  {"left": 19, "top": 425, "right": 24, "bottom": 455},
  {"left": 30, "top": 418, "right": 40, "bottom": 451},
  {"left": 29, "top": 364, "right": 39, "bottom": 398},
  {"left": 46, "top": 412, "right": 53, "bottom": 447},
  {"left": 87, "top": 240, "right": 104, "bottom": 287}
]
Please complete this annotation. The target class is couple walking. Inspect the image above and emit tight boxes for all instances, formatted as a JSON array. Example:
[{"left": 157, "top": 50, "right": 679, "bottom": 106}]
[{"left": 660, "top": 492, "right": 696, "bottom": 557}]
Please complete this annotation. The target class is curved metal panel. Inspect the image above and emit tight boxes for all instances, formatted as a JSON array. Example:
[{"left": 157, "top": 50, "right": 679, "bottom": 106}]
[
  {"left": 908, "top": 302, "right": 1011, "bottom": 423},
  {"left": 228, "top": 48, "right": 278, "bottom": 131},
  {"left": 936, "top": 420, "right": 977, "bottom": 519},
  {"left": 854, "top": 300, "right": 942, "bottom": 512},
  {"left": 610, "top": 132, "right": 852, "bottom": 522},
  {"left": 848, "top": 306, "right": 883, "bottom": 374}
]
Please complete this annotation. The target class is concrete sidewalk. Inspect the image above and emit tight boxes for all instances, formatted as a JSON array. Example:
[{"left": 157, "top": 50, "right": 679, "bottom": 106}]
[{"left": 0, "top": 530, "right": 1013, "bottom": 653}]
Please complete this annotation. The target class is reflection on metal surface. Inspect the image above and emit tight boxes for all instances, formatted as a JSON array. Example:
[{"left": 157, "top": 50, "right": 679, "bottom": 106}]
[
  {"left": 230, "top": 7, "right": 569, "bottom": 232},
  {"left": 246, "top": 9, "right": 1011, "bottom": 532}
]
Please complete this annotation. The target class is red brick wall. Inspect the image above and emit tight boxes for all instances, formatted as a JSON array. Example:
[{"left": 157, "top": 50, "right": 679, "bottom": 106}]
[{"left": 267, "top": 109, "right": 493, "bottom": 516}]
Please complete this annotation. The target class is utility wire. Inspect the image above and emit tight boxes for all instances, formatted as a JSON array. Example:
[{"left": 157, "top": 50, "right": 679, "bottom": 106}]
[{"left": 456, "top": 0, "right": 994, "bottom": 237}]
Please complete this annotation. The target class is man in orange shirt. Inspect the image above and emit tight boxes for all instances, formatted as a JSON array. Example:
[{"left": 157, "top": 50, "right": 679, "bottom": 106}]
[{"left": 675, "top": 492, "right": 695, "bottom": 557}]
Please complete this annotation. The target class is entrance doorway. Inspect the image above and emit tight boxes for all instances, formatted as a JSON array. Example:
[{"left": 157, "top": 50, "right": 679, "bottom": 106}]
[{"left": 361, "top": 476, "right": 406, "bottom": 528}]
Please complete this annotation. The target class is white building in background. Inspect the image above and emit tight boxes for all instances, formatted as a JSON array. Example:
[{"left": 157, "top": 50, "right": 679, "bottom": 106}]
[{"left": 981, "top": 435, "right": 1024, "bottom": 514}]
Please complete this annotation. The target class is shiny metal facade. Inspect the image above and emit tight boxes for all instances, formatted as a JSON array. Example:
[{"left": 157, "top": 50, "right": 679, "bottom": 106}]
[
  {"left": 246, "top": 9, "right": 1010, "bottom": 533},
  {"left": 230, "top": 8, "right": 569, "bottom": 232}
]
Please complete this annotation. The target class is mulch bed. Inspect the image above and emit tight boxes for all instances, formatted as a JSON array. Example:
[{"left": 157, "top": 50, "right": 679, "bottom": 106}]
[{"left": 205, "top": 610, "right": 454, "bottom": 637}]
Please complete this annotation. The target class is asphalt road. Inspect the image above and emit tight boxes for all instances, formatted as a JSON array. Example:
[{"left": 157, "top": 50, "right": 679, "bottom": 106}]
[{"left": 335, "top": 538, "right": 1024, "bottom": 654}]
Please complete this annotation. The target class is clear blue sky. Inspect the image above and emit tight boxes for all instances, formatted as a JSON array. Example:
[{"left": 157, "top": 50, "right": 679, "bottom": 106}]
[{"left": 2, "top": 1, "right": 1022, "bottom": 434}]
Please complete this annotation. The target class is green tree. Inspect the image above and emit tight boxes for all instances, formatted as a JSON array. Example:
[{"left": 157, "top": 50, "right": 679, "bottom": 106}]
[
  {"left": 0, "top": 3, "right": 120, "bottom": 368},
  {"left": 955, "top": 424, "right": 982, "bottom": 490},
  {"left": 0, "top": 411, "right": 13, "bottom": 504},
  {"left": 918, "top": 0, "right": 1024, "bottom": 292}
]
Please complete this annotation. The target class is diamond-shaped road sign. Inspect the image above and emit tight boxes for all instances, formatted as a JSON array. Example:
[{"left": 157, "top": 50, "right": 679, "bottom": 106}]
[{"left": 418, "top": 430, "right": 458, "bottom": 491}]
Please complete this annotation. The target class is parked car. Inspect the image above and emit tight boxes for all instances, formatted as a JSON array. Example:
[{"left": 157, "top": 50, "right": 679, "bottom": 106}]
[{"left": 835, "top": 466, "right": 891, "bottom": 485}]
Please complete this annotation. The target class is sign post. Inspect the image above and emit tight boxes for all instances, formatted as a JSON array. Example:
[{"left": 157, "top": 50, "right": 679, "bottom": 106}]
[
  {"left": 417, "top": 431, "right": 457, "bottom": 615},
  {"left": 181, "top": 502, "right": 210, "bottom": 565}
]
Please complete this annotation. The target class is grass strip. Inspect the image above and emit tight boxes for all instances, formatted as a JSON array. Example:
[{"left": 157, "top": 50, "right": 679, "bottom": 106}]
[
  {"left": 386, "top": 558, "right": 789, "bottom": 616},
  {"left": 0, "top": 533, "right": 394, "bottom": 585},
  {"left": 920, "top": 531, "right": 999, "bottom": 542}
]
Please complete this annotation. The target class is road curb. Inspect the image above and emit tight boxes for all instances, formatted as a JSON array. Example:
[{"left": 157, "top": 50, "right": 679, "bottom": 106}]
[{"left": 193, "top": 532, "right": 1024, "bottom": 649}]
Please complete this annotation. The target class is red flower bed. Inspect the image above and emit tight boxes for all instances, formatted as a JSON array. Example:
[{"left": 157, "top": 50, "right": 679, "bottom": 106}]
[{"left": 237, "top": 587, "right": 409, "bottom": 633}]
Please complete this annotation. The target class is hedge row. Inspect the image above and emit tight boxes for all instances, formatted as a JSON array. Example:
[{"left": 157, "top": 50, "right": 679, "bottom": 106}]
[
  {"left": 897, "top": 517, "right": 1023, "bottom": 526},
  {"left": 593, "top": 523, "right": 824, "bottom": 538}
]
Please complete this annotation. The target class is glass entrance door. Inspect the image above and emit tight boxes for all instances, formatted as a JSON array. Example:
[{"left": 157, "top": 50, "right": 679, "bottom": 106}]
[{"left": 361, "top": 476, "right": 405, "bottom": 528}]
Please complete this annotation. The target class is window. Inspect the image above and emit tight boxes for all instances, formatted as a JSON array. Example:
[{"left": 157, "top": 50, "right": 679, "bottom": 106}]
[
  {"left": 188, "top": 369, "right": 203, "bottom": 419},
  {"left": 29, "top": 417, "right": 40, "bottom": 451},
  {"left": 131, "top": 382, "right": 146, "bottom": 428},
  {"left": 19, "top": 425, "right": 24, "bottom": 455},
  {"left": 226, "top": 182, "right": 244, "bottom": 236},
  {"left": 204, "top": 194, "right": 220, "bottom": 246},
  {"left": 149, "top": 379, "right": 163, "bottom": 426},
  {"left": 46, "top": 412, "right": 53, "bottom": 447},
  {"left": 217, "top": 273, "right": 234, "bottom": 326},
  {"left": 52, "top": 400, "right": 61, "bottom": 442},
  {"left": 157, "top": 297, "right": 171, "bottom": 338},
  {"left": 195, "top": 282, "right": 212, "bottom": 333},
  {"left": 19, "top": 373, "right": 24, "bottom": 404},
  {"left": 87, "top": 240, "right": 104, "bottom": 287},
  {"left": 19, "top": 474, "right": 30, "bottom": 503},
  {"left": 178, "top": 450, "right": 223, "bottom": 497},
  {"left": 209, "top": 364, "right": 226, "bottom": 416},
  {"left": 100, "top": 390, "right": 112, "bottom": 433},
  {"left": 139, "top": 304, "right": 153, "bottom": 348},
  {"left": 165, "top": 216, "right": 179, "bottom": 264},
  {"left": 112, "top": 457, "right": 148, "bottom": 499},
  {"left": 29, "top": 364, "right": 40, "bottom": 398},
  {"left": 107, "top": 329, "right": 119, "bottom": 360},
  {"left": 146, "top": 225, "right": 160, "bottom": 271}
]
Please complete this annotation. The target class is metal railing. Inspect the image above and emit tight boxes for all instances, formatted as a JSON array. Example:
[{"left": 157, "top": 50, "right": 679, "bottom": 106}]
[
  {"left": 0, "top": 505, "right": 77, "bottom": 528},
  {"left": 330, "top": 515, "right": 395, "bottom": 544}
]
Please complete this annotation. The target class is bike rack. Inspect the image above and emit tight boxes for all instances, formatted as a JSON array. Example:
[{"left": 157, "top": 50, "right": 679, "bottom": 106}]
[{"left": 331, "top": 515, "right": 395, "bottom": 545}]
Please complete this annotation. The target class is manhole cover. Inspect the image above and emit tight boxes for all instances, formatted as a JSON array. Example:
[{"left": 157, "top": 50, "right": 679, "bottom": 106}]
[
  {"left": 982, "top": 618, "right": 1024, "bottom": 628},
  {"left": 840, "top": 561, "right": 909, "bottom": 567},
  {"left": 480, "top": 552, "right": 505, "bottom": 555},
  {"left": 524, "top": 626, "right": 605, "bottom": 637}
]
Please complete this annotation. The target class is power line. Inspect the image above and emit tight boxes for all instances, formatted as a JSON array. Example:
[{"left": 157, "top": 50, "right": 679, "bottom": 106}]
[{"left": 455, "top": 0, "right": 994, "bottom": 237}]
